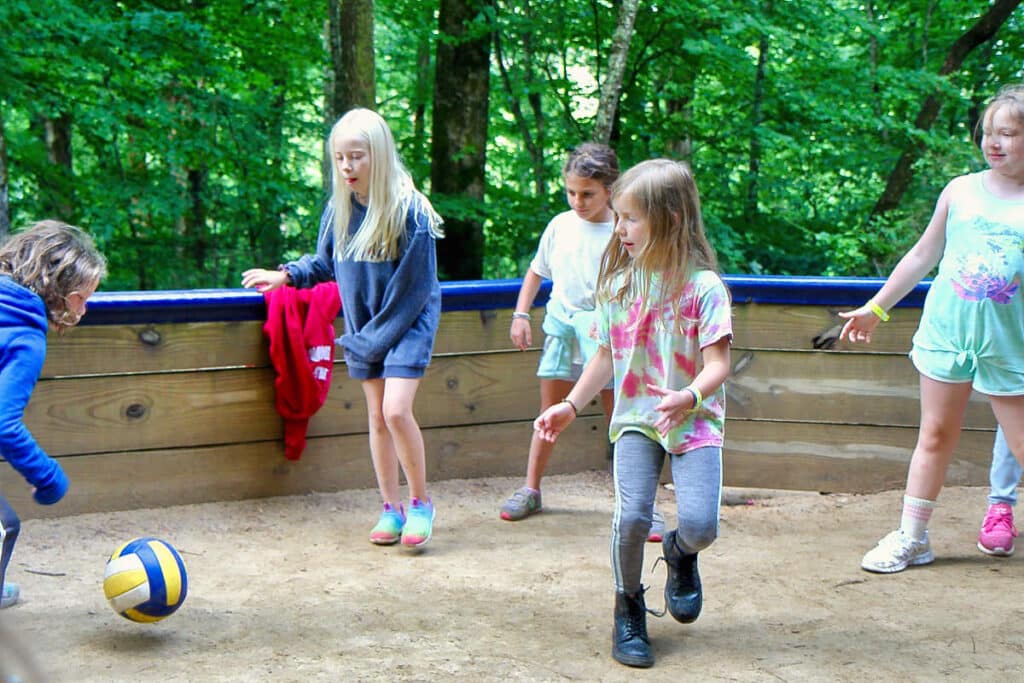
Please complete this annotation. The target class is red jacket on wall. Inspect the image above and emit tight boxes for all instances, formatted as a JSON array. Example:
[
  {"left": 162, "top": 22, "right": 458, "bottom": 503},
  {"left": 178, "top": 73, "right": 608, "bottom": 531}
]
[{"left": 263, "top": 282, "right": 342, "bottom": 460}]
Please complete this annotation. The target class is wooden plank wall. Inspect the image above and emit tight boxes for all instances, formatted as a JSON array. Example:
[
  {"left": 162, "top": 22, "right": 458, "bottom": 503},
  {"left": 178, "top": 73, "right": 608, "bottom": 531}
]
[{"left": 1, "top": 301, "right": 997, "bottom": 519}]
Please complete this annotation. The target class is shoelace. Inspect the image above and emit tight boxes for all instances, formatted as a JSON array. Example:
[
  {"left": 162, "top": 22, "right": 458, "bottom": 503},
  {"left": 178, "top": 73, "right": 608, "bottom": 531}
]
[
  {"left": 621, "top": 586, "right": 660, "bottom": 635},
  {"left": 983, "top": 513, "right": 1018, "bottom": 536},
  {"left": 509, "top": 489, "right": 535, "bottom": 506}
]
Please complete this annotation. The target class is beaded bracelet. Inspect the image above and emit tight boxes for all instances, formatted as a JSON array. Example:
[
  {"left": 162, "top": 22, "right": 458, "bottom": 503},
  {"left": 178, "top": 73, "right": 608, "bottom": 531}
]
[{"left": 511, "top": 311, "right": 532, "bottom": 321}]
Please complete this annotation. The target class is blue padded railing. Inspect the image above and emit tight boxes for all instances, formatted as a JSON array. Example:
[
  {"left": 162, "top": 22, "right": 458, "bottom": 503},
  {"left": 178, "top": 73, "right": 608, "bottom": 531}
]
[{"left": 79, "top": 276, "right": 931, "bottom": 325}]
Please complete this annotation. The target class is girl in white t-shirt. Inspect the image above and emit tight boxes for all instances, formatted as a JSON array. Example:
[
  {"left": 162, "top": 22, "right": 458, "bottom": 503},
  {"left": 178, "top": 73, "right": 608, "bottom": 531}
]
[{"left": 500, "top": 144, "right": 622, "bottom": 524}]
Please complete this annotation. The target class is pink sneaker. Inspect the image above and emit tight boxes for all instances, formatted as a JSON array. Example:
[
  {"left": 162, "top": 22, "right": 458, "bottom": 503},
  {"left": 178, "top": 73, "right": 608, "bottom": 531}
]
[{"left": 977, "top": 503, "right": 1017, "bottom": 556}]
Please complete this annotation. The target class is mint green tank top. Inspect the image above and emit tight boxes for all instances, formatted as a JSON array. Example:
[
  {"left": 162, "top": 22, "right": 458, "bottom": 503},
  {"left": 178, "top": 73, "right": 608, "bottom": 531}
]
[{"left": 912, "top": 172, "right": 1024, "bottom": 373}]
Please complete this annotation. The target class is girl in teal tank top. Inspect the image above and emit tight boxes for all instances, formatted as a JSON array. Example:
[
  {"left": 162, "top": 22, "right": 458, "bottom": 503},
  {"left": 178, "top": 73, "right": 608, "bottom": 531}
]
[{"left": 839, "top": 84, "right": 1024, "bottom": 574}]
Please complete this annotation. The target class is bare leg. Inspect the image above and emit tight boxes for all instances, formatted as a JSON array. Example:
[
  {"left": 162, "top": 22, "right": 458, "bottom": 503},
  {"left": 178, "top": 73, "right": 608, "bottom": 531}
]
[
  {"left": 905, "top": 375, "right": 974, "bottom": 500},
  {"left": 361, "top": 379, "right": 402, "bottom": 505},
  {"left": 599, "top": 387, "right": 614, "bottom": 421},
  {"left": 989, "top": 395, "right": 1024, "bottom": 469},
  {"left": 524, "top": 379, "right": 575, "bottom": 489},
  {"left": 382, "top": 377, "right": 429, "bottom": 501},
  {"left": 525, "top": 381, "right": 615, "bottom": 489}
]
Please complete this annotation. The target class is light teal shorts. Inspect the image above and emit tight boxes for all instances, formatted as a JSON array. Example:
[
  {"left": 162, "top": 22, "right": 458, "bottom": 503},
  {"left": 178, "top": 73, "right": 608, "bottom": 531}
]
[
  {"left": 537, "top": 335, "right": 613, "bottom": 389},
  {"left": 910, "top": 347, "right": 1024, "bottom": 396},
  {"left": 537, "top": 334, "right": 581, "bottom": 380}
]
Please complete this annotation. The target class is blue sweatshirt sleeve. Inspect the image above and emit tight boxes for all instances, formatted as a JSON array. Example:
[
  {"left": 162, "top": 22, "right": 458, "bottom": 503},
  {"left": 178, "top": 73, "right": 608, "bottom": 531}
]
[
  {"left": 0, "top": 332, "right": 68, "bottom": 505},
  {"left": 340, "top": 216, "right": 439, "bottom": 362},
  {"left": 284, "top": 204, "right": 337, "bottom": 289}
]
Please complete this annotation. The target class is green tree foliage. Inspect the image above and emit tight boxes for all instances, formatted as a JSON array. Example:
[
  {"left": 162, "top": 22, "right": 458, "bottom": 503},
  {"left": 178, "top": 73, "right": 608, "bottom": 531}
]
[
  {"left": 1, "top": 0, "right": 324, "bottom": 289},
  {"left": 1, "top": 0, "right": 1021, "bottom": 288}
]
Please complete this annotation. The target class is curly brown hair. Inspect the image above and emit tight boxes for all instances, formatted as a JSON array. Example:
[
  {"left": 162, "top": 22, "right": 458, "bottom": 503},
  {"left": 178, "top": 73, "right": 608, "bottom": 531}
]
[{"left": 0, "top": 220, "right": 107, "bottom": 329}]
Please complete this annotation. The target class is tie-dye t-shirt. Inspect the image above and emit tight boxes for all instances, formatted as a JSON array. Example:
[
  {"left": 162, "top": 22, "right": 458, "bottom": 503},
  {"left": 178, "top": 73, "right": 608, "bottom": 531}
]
[
  {"left": 911, "top": 172, "right": 1024, "bottom": 377},
  {"left": 597, "top": 269, "right": 732, "bottom": 454}
]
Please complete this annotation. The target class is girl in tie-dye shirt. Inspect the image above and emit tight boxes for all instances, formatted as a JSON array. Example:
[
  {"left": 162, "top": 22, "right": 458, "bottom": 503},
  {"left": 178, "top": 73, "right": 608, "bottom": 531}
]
[{"left": 534, "top": 159, "right": 732, "bottom": 669}]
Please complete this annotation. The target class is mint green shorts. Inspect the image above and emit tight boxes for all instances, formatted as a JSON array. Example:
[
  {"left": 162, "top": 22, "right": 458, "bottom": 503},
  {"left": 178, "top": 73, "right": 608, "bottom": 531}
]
[
  {"left": 537, "top": 335, "right": 612, "bottom": 389},
  {"left": 910, "top": 347, "right": 1024, "bottom": 396}
]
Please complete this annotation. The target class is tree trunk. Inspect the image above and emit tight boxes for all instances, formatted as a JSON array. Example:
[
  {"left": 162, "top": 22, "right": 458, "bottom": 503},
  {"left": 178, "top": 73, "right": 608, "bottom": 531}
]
[
  {"left": 865, "top": 1, "right": 887, "bottom": 143},
  {"left": 493, "top": 20, "right": 546, "bottom": 198},
  {"left": 744, "top": 28, "right": 769, "bottom": 225},
  {"left": 412, "top": 28, "right": 432, "bottom": 176},
  {"left": 870, "top": 0, "right": 1022, "bottom": 218},
  {"left": 33, "top": 113, "right": 74, "bottom": 220},
  {"left": 592, "top": 0, "right": 640, "bottom": 145},
  {"left": 325, "top": 0, "right": 376, "bottom": 192},
  {"left": 0, "top": 103, "right": 9, "bottom": 238},
  {"left": 431, "top": 0, "right": 492, "bottom": 280},
  {"left": 186, "top": 166, "right": 209, "bottom": 272}
]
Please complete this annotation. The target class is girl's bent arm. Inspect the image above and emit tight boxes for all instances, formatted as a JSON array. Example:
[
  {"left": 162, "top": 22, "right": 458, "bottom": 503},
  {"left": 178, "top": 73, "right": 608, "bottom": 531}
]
[
  {"left": 649, "top": 336, "right": 731, "bottom": 436},
  {"left": 534, "top": 345, "right": 613, "bottom": 442},
  {"left": 0, "top": 334, "right": 65, "bottom": 497},
  {"left": 283, "top": 205, "right": 337, "bottom": 289}
]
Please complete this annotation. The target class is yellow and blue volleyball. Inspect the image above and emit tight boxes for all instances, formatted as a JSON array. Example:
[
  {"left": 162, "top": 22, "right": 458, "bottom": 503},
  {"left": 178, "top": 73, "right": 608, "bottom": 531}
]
[{"left": 103, "top": 537, "right": 188, "bottom": 623}]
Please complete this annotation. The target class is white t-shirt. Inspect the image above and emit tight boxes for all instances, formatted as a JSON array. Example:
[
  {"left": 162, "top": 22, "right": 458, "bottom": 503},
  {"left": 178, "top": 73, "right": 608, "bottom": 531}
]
[{"left": 530, "top": 210, "right": 614, "bottom": 321}]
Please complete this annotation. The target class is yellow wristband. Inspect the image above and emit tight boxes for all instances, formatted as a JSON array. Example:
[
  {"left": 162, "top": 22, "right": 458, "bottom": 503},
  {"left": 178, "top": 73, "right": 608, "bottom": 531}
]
[{"left": 868, "top": 300, "right": 890, "bottom": 322}]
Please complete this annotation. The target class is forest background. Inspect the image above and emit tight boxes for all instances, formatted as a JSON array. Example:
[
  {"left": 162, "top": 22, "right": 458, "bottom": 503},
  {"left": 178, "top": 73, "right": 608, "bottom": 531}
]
[{"left": 0, "top": 0, "right": 1021, "bottom": 291}]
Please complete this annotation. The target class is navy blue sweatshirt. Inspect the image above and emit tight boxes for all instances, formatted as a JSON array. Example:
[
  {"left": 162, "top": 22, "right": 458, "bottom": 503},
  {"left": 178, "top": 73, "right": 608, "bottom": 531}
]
[
  {"left": 0, "top": 276, "right": 68, "bottom": 504},
  {"left": 282, "top": 195, "right": 441, "bottom": 378}
]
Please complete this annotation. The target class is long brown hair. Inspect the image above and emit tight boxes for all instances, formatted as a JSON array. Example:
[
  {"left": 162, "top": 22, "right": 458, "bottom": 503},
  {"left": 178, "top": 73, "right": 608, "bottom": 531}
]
[{"left": 597, "top": 159, "right": 717, "bottom": 317}]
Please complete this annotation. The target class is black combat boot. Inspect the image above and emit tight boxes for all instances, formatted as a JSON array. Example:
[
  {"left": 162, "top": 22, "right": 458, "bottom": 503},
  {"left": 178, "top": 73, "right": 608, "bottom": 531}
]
[
  {"left": 612, "top": 590, "right": 654, "bottom": 668},
  {"left": 662, "top": 528, "right": 702, "bottom": 623}
]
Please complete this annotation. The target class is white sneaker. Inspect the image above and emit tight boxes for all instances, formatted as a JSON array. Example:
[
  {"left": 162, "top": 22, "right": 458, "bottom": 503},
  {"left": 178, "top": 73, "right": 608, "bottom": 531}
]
[{"left": 861, "top": 529, "right": 934, "bottom": 573}]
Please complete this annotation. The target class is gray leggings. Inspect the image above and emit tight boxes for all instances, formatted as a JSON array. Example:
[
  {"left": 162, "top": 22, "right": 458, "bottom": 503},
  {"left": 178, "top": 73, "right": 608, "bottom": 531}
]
[{"left": 611, "top": 431, "right": 722, "bottom": 594}]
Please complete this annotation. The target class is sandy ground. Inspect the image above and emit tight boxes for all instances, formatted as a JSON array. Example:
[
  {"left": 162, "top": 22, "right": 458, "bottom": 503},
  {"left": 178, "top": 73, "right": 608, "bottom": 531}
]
[{"left": 1, "top": 471, "right": 1022, "bottom": 682}]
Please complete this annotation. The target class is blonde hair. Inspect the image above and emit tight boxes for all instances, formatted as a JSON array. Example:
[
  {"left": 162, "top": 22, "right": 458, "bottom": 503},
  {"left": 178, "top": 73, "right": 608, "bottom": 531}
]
[
  {"left": 0, "top": 219, "right": 107, "bottom": 329},
  {"left": 328, "top": 108, "right": 442, "bottom": 261},
  {"left": 598, "top": 159, "right": 717, "bottom": 317},
  {"left": 978, "top": 83, "right": 1024, "bottom": 137}
]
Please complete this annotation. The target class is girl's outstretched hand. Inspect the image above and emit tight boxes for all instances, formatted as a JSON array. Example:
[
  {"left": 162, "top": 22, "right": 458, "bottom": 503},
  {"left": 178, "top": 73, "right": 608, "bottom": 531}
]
[
  {"left": 837, "top": 306, "right": 881, "bottom": 344},
  {"left": 533, "top": 402, "right": 576, "bottom": 443},
  {"left": 647, "top": 384, "right": 693, "bottom": 436},
  {"left": 241, "top": 268, "right": 287, "bottom": 293}
]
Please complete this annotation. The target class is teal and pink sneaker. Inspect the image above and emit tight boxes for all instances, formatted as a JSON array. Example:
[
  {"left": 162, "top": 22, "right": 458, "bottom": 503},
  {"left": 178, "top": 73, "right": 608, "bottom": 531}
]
[
  {"left": 369, "top": 502, "right": 406, "bottom": 545},
  {"left": 1, "top": 582, "right": 20, "bottom": 609},
  {"left": 401, "top": 497, "right": 435, "bottom": 548}
]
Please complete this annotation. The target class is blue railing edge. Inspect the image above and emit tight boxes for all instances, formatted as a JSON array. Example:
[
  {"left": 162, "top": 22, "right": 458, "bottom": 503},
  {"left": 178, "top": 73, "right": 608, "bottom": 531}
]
[{"left": 79, "top": 275, "right": 930, "bottom": 325}]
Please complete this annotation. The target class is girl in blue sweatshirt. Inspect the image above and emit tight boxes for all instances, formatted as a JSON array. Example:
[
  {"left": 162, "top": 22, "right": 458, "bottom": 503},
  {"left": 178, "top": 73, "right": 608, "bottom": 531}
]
[
  {"left": 0, "top": 220, "right": 106, "bottom": 608},
  {"left": 243, "top": 108, "right": 444, "bottom": 549}
]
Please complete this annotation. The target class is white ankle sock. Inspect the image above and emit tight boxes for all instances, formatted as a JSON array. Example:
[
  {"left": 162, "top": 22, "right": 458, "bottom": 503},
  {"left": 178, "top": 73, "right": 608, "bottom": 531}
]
[{"left": 900, "top": 495, "right": 936, "bottom": 541}]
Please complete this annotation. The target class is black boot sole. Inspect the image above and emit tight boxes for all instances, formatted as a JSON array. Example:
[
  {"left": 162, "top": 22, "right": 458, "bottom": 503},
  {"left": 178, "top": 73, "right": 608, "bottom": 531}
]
[{"left": 612, "top": 646, "right": 655, "bottom": 668}]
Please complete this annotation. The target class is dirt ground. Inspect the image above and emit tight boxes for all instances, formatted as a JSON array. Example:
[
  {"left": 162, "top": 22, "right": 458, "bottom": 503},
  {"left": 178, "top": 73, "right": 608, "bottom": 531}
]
[{"left": 1, "top": 471, "right": 1022, "bottom": 682}]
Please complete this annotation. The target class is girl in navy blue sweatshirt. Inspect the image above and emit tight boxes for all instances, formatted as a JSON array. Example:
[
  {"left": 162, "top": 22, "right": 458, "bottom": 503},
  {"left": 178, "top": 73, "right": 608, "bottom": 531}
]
[
  {"left": 243, "top": 108, "right": 444, "bottom": 549},
  {"left": 0, "top": 220, "right": 106, "bottom": 608}
]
